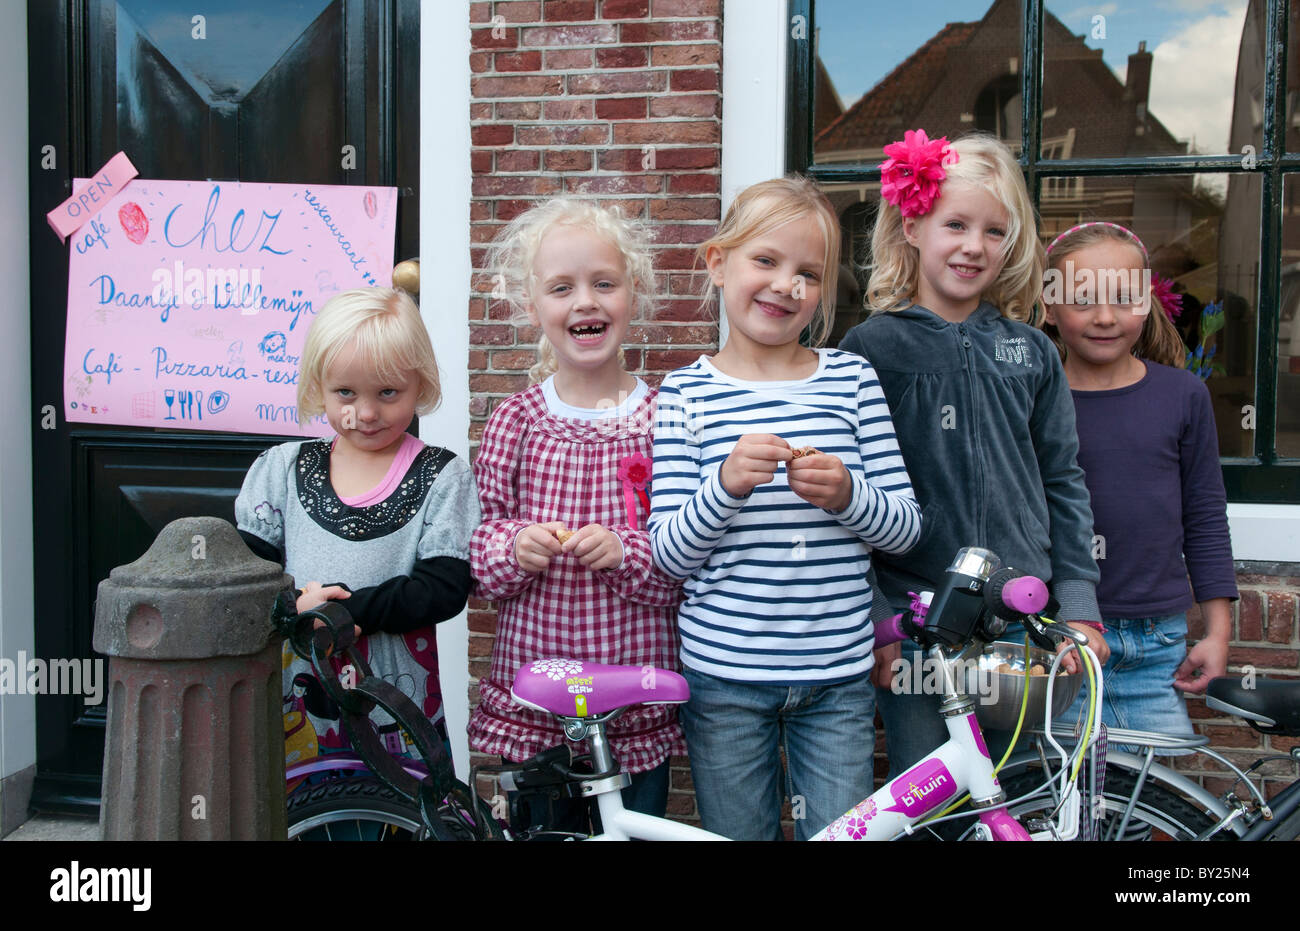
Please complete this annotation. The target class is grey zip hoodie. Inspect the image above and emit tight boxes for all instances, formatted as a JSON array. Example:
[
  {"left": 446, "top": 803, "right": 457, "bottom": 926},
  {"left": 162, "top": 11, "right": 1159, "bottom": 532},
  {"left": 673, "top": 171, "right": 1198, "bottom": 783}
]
[{"left": 839, "top": 301, "right": 1100, "bottom": 623}]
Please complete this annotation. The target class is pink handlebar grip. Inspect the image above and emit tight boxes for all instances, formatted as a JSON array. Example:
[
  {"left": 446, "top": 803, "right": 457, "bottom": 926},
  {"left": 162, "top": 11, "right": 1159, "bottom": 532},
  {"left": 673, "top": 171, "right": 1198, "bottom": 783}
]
[
  {"left": 875, "top": 614, "right": 911, "bottom": 649},
  {"left": 1002, "top": 575, "right": 1049, "bottom": 616}
]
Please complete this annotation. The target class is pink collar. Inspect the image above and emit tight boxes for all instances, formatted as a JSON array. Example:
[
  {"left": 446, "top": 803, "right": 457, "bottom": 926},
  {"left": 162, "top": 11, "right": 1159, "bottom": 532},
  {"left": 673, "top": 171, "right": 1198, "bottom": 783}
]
[{"left": 332, "top": 433, "right": 424, "bottom": 506}]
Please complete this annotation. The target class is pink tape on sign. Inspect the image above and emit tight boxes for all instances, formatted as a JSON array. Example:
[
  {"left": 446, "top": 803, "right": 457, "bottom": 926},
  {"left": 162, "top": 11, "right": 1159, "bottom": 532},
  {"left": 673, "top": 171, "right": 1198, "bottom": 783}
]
[{"left": 46, "top": 151, "right": 138, "bottom": 242}]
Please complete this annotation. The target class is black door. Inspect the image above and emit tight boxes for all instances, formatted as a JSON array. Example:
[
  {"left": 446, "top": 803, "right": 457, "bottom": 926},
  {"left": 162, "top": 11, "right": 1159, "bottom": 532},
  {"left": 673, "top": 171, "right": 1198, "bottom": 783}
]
[{"left": 27, "top": 0, "right": 420, "bottom": 814}]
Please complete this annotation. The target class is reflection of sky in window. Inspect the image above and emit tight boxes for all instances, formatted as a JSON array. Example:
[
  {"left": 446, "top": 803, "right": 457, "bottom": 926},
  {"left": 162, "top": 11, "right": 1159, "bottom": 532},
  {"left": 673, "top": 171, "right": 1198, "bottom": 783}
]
[
  {"left": 118, "top": 0, "right": 332, "bottom": 99},
  {"left": 816, "top": 0, "right": 1249, "bottom": 153}
]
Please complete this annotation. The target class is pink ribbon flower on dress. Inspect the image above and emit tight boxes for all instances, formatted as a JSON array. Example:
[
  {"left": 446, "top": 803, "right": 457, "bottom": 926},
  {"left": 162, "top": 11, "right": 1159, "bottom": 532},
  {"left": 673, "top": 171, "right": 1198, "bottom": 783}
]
[
  {"left": 617, "top": 453, "right": 652, "bottom": 531},
  {"left": 880, "top": 129, "right": 959, "bottom": 218}
]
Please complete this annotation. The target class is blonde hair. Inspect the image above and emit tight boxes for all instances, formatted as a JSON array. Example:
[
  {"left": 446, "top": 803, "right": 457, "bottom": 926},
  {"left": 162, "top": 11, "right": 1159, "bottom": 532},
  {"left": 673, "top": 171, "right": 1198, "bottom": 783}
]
[
  {"left": 1041, "top": 223, "right": 1186, "bottom": 368},
  {"left": 296, "top": 287, "right": 442, "bottom": 424},
  {"left": 696, "top": 175, "right": 841, "bottom": 347},
  {"left": 867, "top": 133, "right": 1043, "bottom": 323},
  {"left": 484, "top": 197, "right": 655, "bottom": 384}
]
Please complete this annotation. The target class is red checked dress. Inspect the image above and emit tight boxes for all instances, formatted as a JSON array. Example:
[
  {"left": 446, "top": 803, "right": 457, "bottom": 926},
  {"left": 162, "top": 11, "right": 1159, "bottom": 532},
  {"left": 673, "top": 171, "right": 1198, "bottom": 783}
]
[{"left": 468, "top": 383, "right": 686, "bottom": 773}]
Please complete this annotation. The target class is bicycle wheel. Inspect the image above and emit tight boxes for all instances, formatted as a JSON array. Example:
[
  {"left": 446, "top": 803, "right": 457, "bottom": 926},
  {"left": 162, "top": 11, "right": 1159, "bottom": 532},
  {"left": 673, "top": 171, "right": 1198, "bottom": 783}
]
[
  {"left": 288, "top": 776, "right": 427, "bottom": 841},
  {"left": 986, "top": 765, "right": 1229, "bottom": 841}
]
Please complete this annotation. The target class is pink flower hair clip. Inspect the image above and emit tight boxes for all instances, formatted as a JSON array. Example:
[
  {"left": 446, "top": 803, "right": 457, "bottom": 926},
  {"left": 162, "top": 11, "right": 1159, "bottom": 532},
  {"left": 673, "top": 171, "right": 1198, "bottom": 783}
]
[
  {"left": 880, "top": 129, "right": 959, "bottom": 218},
  {"left": 1150, "top": 274, "right": 1183, "bottom": 322}
]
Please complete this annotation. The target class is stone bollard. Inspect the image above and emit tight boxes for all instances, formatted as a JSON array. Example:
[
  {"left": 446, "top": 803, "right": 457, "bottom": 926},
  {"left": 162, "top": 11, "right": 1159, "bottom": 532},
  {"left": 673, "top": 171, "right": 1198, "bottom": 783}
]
[{"left": 93, "top": 516, "right": 293, "bottom": 840}]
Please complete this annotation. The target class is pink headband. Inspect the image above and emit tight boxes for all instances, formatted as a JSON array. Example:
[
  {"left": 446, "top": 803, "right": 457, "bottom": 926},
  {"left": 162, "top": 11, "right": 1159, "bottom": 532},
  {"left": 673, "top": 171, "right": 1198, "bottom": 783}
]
[{"left": 1045, "top": 221, "right": 1149, "bottom": 263}]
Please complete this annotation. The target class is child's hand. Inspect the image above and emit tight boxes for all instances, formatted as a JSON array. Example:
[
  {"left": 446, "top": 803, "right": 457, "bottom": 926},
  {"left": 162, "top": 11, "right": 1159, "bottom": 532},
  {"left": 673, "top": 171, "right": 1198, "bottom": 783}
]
[
  {"left": 1173, "top": 636, "right": 1228, "bottom": 694},
  {"left": 297, "top": 581, "right": 351, "bottom": 614},
  {"left": 562, "top": 524, "right": 624, "bottom": 571},
  {"left": 1057, "top": 622, "right": 1109, "bottom": 675},
  {"left": 872, "top": 641, "right": 902, "bottom": 688},
  {"left": 720, "top": 434, "right": 791, "bottom": 497},
  {"left": 514, "top": 522, "right": 565, "bottom": 573},
  {"left": 788, "top": 451, "right": 852, "bottom": 512}
]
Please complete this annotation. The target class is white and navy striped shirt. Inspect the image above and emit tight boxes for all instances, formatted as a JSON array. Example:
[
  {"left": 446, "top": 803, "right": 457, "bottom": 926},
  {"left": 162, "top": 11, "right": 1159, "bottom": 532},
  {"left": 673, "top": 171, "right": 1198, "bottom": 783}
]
[{"left": 648, "top": 350, "right": 921, "bottom": 684}]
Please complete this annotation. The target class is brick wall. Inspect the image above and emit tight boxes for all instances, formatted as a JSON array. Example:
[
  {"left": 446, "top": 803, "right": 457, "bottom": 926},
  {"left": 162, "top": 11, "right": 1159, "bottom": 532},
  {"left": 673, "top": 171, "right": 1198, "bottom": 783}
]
[{"left": 465, "top": 0, "right": 722, "bottom": 825}]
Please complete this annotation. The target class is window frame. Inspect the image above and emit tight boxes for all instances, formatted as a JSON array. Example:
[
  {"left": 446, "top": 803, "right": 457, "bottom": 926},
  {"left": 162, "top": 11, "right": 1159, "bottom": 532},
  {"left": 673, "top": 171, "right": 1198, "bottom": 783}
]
[{"left": 787, "top": 0, "right": 1300, "bottom": 503}]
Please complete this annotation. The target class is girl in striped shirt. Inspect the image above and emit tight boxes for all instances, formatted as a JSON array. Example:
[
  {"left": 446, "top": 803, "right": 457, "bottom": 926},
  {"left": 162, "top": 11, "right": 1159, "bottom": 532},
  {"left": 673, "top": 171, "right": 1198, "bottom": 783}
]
[
  {"left": 468, "top": 198, "right": 685, "bottom": 834},
  {"left": 648, "top": 177, "right": 922, "bottom": 840}
]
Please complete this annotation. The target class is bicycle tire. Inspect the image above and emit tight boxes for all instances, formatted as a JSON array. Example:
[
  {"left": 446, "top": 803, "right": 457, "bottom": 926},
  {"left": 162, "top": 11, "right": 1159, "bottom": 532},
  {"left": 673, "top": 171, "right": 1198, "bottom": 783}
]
[
  {"left": 987, "top": 765, "right": 1230, "bottom": 841},
  {"left": 287, "top": 776, "right": 427, "bottom": 841}
]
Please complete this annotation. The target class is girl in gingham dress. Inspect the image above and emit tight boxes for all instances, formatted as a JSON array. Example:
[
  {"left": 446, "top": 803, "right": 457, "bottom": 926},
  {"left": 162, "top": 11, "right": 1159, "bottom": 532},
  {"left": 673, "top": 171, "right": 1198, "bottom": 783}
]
[{"left": 469, "top": 198, "right": 684, "bottom": 832}]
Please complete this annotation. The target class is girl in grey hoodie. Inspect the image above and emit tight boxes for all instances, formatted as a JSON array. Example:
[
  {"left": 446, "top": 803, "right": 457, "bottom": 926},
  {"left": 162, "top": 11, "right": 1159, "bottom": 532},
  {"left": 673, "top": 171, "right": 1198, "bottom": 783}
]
[{"left": 838, "top": 132, "right": 1109, "bottom": 775}]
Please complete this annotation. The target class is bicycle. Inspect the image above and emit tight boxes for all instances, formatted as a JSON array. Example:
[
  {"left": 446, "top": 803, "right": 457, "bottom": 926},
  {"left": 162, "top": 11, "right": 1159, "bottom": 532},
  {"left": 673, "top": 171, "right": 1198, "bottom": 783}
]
[{"left": 278, "top": 546, "right": 1300, "bottom": 841}]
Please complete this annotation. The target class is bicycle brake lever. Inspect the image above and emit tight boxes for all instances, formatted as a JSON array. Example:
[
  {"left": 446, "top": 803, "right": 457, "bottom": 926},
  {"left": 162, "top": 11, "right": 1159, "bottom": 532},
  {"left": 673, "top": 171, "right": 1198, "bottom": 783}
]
[
  {"left": 1022, "top": 614, "right": 1059, "bottom": 651},
  {"left": 1046, "top": 620, "right": 1089, "bottom": 646}
]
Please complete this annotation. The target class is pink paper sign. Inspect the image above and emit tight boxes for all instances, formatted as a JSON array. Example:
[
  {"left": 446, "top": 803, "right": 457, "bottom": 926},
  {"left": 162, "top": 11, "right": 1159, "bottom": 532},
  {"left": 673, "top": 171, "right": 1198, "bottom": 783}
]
[
  {"left": 63, "top": 178, "right": 398, "bottom": 435},
  {"left": 47, "top": 151, "right": 138, "bottom": 242}
]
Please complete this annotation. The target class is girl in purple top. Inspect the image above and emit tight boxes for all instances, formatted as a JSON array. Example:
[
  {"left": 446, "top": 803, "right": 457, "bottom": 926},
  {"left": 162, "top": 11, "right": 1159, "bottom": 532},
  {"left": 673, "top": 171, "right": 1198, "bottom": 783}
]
[{"left": 1041, "top": 222, "right": 1238, "bottom": 744}]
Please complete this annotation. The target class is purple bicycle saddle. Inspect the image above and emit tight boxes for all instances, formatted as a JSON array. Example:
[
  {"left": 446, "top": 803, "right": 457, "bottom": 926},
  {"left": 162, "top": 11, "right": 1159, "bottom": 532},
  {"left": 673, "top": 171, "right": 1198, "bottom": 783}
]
[{"left": 511, "top": 659, "right": 689, "bottom": 718}]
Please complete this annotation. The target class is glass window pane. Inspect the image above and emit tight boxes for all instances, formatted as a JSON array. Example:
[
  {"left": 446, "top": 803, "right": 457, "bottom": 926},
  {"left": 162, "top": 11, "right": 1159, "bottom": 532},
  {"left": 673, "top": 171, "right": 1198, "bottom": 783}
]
[
  {"left": 1288, "top": 1, "right": 1300, "bottom": 152},
  {"left": 1042, "top": 0, "right": 1262, "bottom": 159},
  {"left": 823, "top": 193, "right": 876, "bottom": 348},
  {"left": 1042, "top": 173, "right": 1259, "bottom": 458},
  {"left": 812, "top": 0, "right": 1024, "bottom": 165},
  {"left": 1278, "top": 175, "right": 1300, "bottom": 457}
]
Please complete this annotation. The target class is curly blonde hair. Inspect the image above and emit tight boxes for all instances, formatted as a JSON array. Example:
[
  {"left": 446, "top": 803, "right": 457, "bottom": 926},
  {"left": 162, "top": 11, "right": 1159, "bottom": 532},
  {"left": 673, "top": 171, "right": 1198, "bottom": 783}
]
[
  {"left": 695, "top": 175, "right": 841, "bottom": 347},
  {"left": 1041, "top": 223, "right": 1186, "bottom": 368},
  {"left": 296, "top": 287, "right": 441, "bottom": 425},
  {"left": 484, "top": 197, "right": 656, "bottom": 384},
  {"left": 867, "top": 133, "right": 1043, "bottom": 323}
]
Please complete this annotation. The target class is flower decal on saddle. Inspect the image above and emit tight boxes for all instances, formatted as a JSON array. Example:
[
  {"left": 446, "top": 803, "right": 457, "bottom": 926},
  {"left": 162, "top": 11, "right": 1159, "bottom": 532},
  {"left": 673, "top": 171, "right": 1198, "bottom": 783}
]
[
  {"left": 530, "top": 658, "right": 584, "bottom": 681},
  {"left": 880, "top": 129, "right": 959, "bottom": 218}
]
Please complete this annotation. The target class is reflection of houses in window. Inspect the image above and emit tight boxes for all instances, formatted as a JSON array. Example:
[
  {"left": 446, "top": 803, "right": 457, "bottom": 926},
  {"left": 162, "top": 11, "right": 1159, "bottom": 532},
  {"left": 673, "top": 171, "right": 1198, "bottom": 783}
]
[
  {"left": 1223, "top": 0, "right": 1300, "bottom": 454},
  {"left": 811, "top": 0, "right": 1195, "bottom": 328},
  {"left": 814, "top": 0, "right": 1186, "bottom": 165},
  {"left": 1040, "top": 130, "right": 1077, "bottom": 200},
  {"left": 813, "top": 35, "right": 845, "bottom": 139}
]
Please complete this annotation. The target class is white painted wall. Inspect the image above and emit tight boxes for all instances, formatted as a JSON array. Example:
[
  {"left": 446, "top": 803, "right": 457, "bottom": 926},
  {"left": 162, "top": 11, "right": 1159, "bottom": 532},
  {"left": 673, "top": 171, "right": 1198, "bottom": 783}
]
[
  {"left": 420, "top": 0, "right": 473, "bottom": 779},
  {"left": 0, "top": 2, "right": 36, "bottom": 786},
  {"left": 717, "top": 0, "right": 789, "bottom": 348},
  {"left": 1227, "top": 504, "right": 1300, "bottom": 562}
]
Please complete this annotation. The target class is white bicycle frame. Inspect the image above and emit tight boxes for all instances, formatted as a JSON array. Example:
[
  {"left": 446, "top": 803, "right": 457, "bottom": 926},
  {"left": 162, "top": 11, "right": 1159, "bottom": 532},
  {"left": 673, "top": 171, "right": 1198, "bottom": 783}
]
[{"left": 560, "top": 640, "right": 1106, "bottom": 841}]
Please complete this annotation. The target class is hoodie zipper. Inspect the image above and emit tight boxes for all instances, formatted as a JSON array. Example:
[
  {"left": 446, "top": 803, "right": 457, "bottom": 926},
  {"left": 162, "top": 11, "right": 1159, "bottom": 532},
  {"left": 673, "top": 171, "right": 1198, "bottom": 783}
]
[{"left": 957, "top": 322, "right": 986, "bottom": 548}]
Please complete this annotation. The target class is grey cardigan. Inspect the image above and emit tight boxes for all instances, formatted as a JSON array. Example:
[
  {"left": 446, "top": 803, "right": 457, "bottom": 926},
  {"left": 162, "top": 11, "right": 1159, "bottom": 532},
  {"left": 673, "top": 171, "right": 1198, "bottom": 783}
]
[{"left": 839, "top": 302, "right": 1100, "bottom": 624}]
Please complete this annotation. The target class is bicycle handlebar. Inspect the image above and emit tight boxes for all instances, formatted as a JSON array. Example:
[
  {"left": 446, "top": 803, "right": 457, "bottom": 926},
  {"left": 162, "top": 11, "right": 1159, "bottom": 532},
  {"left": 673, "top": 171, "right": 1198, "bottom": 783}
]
[{"left": 874, "top": 561, "right": 1055, "bottom": 652}]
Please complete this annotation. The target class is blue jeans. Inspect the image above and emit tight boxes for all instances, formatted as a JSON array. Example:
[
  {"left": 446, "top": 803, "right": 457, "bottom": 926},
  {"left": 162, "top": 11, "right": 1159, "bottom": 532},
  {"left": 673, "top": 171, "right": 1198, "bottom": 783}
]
[
  {"left": 1065, "top": 613, "right": 1195, "bottom": 753},
  {"left": 679, "top": 667, "right": 876, "bottom": 841}
]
